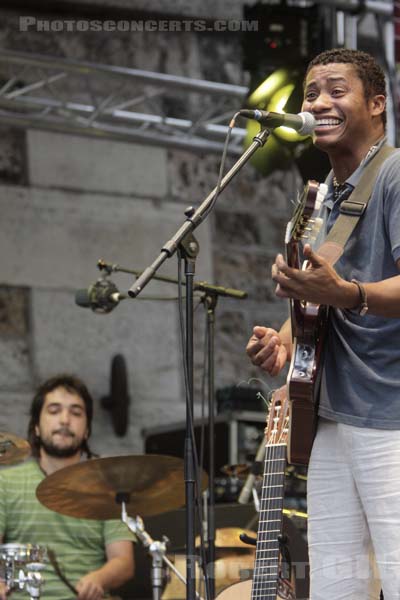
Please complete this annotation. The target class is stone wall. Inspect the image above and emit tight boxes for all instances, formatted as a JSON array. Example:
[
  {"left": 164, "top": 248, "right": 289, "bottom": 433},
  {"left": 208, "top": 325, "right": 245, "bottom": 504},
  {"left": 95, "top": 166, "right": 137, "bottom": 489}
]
[{"left": 0, "top": 3, "right": 299, "bottom": 456}]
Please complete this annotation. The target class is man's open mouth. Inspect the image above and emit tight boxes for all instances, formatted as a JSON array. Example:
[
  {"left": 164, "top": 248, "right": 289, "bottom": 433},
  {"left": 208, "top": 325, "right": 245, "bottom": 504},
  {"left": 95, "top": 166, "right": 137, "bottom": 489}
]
[{"left": 315, "top": 118, "right": 343, "bottom": 128}]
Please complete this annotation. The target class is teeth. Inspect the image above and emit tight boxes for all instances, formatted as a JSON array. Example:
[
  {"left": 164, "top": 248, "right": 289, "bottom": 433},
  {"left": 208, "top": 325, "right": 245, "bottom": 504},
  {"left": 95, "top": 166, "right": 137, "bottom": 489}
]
[{"left": 316, "top": 119, "right": 342, "bottom": 126}]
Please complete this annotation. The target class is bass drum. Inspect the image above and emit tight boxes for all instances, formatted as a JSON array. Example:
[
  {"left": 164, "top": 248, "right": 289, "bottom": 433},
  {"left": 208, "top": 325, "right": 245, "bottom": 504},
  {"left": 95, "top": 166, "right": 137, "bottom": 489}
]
[
  {"left": 162, "top": 550, "right": 256, "bottom": 599},
  {"left": 215, "top": 516, "right": 309, "bottom": 600},
  {"left": 215, "top": 578, "right": 296, "bottom": 600},
  {"left": 216, "top": 579, "right": 252, "bottom": 599}
]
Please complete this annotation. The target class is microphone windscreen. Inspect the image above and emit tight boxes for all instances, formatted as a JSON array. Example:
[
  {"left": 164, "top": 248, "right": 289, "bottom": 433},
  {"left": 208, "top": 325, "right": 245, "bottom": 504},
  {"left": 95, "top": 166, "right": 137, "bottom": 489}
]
[
  {"left": 75, "top": 288, "right": 91, "bottom": 307},
  {"left": 298, "top": 112, "right": 316, "bottom": 136}
]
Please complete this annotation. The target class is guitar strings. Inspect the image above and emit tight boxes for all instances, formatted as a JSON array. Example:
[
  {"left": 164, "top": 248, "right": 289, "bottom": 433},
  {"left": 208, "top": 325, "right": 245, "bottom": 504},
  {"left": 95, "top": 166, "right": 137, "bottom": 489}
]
[{"left": 251, "top": 399, "right": 287, "bottom": 600}]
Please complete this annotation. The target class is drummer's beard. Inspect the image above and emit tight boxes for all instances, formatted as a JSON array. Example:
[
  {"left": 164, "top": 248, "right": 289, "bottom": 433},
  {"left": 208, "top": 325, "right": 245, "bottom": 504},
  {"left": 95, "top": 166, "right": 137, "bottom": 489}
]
[{"left": 39, "top": 429, "right": 85, "bottom": 458}]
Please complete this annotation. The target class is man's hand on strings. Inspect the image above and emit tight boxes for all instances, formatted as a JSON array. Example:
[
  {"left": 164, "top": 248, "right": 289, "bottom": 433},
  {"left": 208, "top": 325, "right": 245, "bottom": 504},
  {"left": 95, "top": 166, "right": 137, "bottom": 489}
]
[{"left": 271, "top": 244, "right": 357, "bottom": 308}]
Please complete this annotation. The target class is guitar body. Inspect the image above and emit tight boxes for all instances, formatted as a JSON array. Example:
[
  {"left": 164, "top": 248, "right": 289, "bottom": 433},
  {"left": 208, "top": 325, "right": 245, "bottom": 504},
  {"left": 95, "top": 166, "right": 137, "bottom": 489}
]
[
  {"left": 287, "top": 298, "right": 329, "bottom": 465},
  {"left": 285, "top": 181, "right": 329, "bottom": 466}
]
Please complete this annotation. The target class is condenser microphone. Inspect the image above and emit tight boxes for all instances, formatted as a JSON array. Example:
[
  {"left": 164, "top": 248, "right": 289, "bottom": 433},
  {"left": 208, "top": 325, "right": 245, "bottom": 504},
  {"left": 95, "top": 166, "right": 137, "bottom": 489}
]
[
  {"left": 239, "top": 110, "right": 316, "bottom": 136},
  {"left": 75, "top": 279, "right": 126, "bottom": 314}
]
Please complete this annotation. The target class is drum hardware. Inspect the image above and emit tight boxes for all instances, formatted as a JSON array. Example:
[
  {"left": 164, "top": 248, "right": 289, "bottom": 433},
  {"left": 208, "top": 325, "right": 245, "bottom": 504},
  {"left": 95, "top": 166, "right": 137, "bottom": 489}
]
[
  {"left": 36, "top": 455, "right": 208, "bottom": 599},
  {"left": 17, "top": 562, "right": 46, "bottom": 599},
  {"left": 164, "top": 528, "right": 257, "bottom": 600},
  {"left": 238, "top": 532, "right": 256, "bottom": 547},
  {"left": 220, "top": 464, "right": 250, "bottom": 479},
  {"left": 121, "top": 510, "right": 204, "bottom": 600},
  {"left": 0, "top": 433, "right": 31, "bottom": 465},
  {"left": 285, "top": 465, "right": 308, "bottom": 482},
  {"left": 196, "top": 528, "right": 256, "bottom": 558},
  {"left": 0, "top": 544, "right": 47, "bottom": 599},
  {"left": 282, "top": 508, "right": 308, "bottom": 520}
]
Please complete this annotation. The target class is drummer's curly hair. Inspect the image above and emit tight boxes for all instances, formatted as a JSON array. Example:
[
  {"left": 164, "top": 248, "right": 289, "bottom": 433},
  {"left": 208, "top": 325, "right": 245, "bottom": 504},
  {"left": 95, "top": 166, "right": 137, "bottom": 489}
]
[{"left": 27, "top": 374, "right": 94, "bottom": 458}]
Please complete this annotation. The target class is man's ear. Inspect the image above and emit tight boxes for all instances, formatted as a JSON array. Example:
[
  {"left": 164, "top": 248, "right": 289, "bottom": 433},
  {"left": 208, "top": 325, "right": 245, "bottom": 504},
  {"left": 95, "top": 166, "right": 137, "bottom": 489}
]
[
  {"left": 370, "top": 94, "right": 386, "bottom": 117},
  {"left": 35, "top": 425, "right": 40, "bottom": 437}
]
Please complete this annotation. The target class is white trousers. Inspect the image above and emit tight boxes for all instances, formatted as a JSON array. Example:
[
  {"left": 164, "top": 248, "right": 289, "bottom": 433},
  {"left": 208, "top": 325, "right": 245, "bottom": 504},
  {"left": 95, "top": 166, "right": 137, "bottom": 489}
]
[{"left": 307, "top": 418, "right": 400, "bottom": 600}]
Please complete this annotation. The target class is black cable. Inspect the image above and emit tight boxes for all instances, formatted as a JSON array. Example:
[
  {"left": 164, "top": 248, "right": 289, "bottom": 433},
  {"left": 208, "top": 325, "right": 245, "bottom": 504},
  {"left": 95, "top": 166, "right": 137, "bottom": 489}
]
[{"left": 200, "top": 112, "right": 239, "bottom": 222}]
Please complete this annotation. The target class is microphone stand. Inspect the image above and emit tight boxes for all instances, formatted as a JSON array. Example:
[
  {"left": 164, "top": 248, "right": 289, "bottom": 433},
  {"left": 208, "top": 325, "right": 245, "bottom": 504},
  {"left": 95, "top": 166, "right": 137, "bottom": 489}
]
[
  {"left": 127, "top": 127, "right": 271, "bottom": 600},
  {"left": 202, "top": 291, "right": 217, "bottom": 600},
  {"left": 97, "top": 260, "right": 246, "bottom": 600}
]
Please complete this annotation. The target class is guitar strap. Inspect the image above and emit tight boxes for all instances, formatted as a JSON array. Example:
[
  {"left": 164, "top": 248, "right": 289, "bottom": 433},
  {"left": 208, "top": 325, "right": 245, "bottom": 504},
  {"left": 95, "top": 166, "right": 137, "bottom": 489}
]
[{"left": 316, "top": 145, "right": 397, "bottom": 267}]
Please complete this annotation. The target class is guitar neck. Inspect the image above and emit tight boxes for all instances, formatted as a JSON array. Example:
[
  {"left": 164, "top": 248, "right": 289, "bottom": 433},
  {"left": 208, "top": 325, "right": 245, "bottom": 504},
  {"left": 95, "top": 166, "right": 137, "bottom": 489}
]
[{"left": 251, "top": 443, "right": 287, "bottom": 600}]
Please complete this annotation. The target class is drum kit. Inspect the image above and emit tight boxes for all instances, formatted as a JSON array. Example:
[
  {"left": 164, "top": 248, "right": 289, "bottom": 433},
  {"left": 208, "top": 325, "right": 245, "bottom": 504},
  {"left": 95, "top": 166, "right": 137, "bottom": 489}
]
[
  {"left": 0, "top": 432, "right": 307, "bottom": 600},
  {"left": 0, "top": 434, "right": 46, "bottom": 599}
]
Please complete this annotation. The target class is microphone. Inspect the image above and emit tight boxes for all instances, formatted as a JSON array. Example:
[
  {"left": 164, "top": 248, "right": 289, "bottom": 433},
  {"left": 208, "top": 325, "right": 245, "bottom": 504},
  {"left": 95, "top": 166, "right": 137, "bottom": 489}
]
[
  {"left": 238, "top": 437, "right": 266, "bottom": 505},
  {"left": 75, "top": 279, "right": 125, "bottom": 314},
  {"left": 239, "top": 109, "right": 315, "bottom": 136}
]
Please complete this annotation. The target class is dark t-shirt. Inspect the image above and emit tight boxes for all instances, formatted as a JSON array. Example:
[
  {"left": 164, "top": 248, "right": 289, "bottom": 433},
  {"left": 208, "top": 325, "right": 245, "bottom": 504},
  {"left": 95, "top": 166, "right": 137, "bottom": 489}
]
[{"left": 317, "top": 145, "right": 400, "bottom": 428}]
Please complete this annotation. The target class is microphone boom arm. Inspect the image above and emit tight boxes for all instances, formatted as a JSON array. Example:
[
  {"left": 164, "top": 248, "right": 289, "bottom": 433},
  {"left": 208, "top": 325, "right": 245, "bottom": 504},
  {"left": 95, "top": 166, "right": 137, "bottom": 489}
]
[{"left": 128, "top": 127, "right": 271, "bottom": 298}]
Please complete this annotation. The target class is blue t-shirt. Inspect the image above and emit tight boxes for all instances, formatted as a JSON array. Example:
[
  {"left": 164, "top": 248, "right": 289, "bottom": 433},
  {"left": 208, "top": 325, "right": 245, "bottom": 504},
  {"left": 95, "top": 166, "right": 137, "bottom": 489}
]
[{"left": 317, "top": 145, "right": 400, "bottom": 429}]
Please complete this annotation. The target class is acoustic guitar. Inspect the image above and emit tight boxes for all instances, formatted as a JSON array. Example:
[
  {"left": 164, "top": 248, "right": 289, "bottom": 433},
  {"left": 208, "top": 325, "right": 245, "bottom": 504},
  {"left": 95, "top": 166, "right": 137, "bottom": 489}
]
[{"left": 216, "top": 385, "right": 295, "bottom": 600}]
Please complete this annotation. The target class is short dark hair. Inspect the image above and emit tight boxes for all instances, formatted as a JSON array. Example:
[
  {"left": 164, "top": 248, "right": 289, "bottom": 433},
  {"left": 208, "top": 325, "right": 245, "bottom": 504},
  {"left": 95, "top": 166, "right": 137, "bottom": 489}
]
[
  {"left": 305, "top": 48, "right": 387, "bottom": 126},
  {"left": 27, "top": 374, "right": 94, "bottom": 457}
]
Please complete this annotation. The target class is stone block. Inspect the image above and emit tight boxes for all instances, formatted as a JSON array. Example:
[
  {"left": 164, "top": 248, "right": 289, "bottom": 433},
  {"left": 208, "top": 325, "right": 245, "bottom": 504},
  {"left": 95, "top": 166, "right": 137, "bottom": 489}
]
[
  {"left": 29, "top": 288, "right": 207, "bottom": 455},
  {"left": 0, "top": 184, "right": 213, "bottom": 289},
  {"left": 52, "top": 0, "right": 244, "bottom": 19},
  {"left": 0, "top": 126, "right": 26, "bottom": 185},
  {"left": 31, "top": 287, "right": 182, "bottom": 407},
  {"left": 0, "top": 286, "right": 30, "bottom": 337},
  {"left": 214, "top": 250, "right": 278, "bottom": 302},
  {"left": 27, "top": 130, "right": 168, "bottom": 198},
  {"left": 214, "top": 211, "right": 261, "bottom": 247},
  {"left": 0, "top": 391, "right": 33, "bottom": 438},
  {"left": 0, "top": 338, "right": 32, "bottom": 392}
]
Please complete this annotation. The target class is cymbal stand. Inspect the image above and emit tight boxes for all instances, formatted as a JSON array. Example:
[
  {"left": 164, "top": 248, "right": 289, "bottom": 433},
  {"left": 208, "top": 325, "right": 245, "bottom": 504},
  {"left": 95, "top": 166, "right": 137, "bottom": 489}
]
[
  {"left": 252, "top": 486, "right": 261, "bottom": 513},
  {"left": 121, "top": 507, "right": 204, "bottom": 600}
]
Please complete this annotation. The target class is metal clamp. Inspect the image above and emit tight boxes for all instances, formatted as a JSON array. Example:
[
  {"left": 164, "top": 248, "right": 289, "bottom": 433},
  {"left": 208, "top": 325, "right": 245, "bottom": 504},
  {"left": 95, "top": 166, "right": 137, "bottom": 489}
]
[{"left": 339, "top": 200, "right": 367, "bottom": 216}]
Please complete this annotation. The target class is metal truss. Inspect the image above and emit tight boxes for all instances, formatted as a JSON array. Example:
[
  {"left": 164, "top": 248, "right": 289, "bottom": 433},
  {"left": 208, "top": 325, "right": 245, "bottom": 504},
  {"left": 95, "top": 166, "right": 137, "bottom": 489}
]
[
  {"left": 0, "top": 48, "right": 249, "bottom": 156},
  {"left": 0, "top": 0, "right": 395, "bottom": 155}
]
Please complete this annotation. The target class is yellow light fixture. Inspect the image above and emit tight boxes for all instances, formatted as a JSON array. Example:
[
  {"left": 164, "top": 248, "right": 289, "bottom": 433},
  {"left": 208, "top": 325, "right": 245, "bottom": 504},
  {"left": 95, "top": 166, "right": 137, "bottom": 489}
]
[{"left": 243, "top": 67, "right": 312, "bottom": 176}]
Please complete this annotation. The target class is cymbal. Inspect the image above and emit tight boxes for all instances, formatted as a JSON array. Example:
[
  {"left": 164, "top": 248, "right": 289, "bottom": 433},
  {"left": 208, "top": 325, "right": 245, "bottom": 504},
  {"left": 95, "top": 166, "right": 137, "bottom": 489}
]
[
  {"left": 0, "top": 433, "right": 31, "bottom": 465},
  {"left": 37, "top": 454, "right": 207, "bottom": 520}
]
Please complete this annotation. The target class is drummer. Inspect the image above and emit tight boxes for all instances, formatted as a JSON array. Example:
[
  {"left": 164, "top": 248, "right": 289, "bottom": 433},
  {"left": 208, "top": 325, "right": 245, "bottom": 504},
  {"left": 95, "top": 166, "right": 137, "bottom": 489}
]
[{"left": 0, "top": 374, "right": 135, "bottom": 600}]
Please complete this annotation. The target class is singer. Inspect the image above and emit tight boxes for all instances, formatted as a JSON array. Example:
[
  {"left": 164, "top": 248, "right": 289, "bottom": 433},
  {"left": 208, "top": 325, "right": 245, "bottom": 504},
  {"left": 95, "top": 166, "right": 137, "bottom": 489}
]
[{"left": 246, "top": 48, "right": 400, "bottom": 600}]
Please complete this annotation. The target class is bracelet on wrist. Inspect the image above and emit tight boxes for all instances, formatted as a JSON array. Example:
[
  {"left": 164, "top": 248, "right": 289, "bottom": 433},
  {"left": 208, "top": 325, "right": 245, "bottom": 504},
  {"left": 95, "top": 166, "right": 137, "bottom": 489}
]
[{"left": 350, "top": 279, "right": 368, "bottom": 316}]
